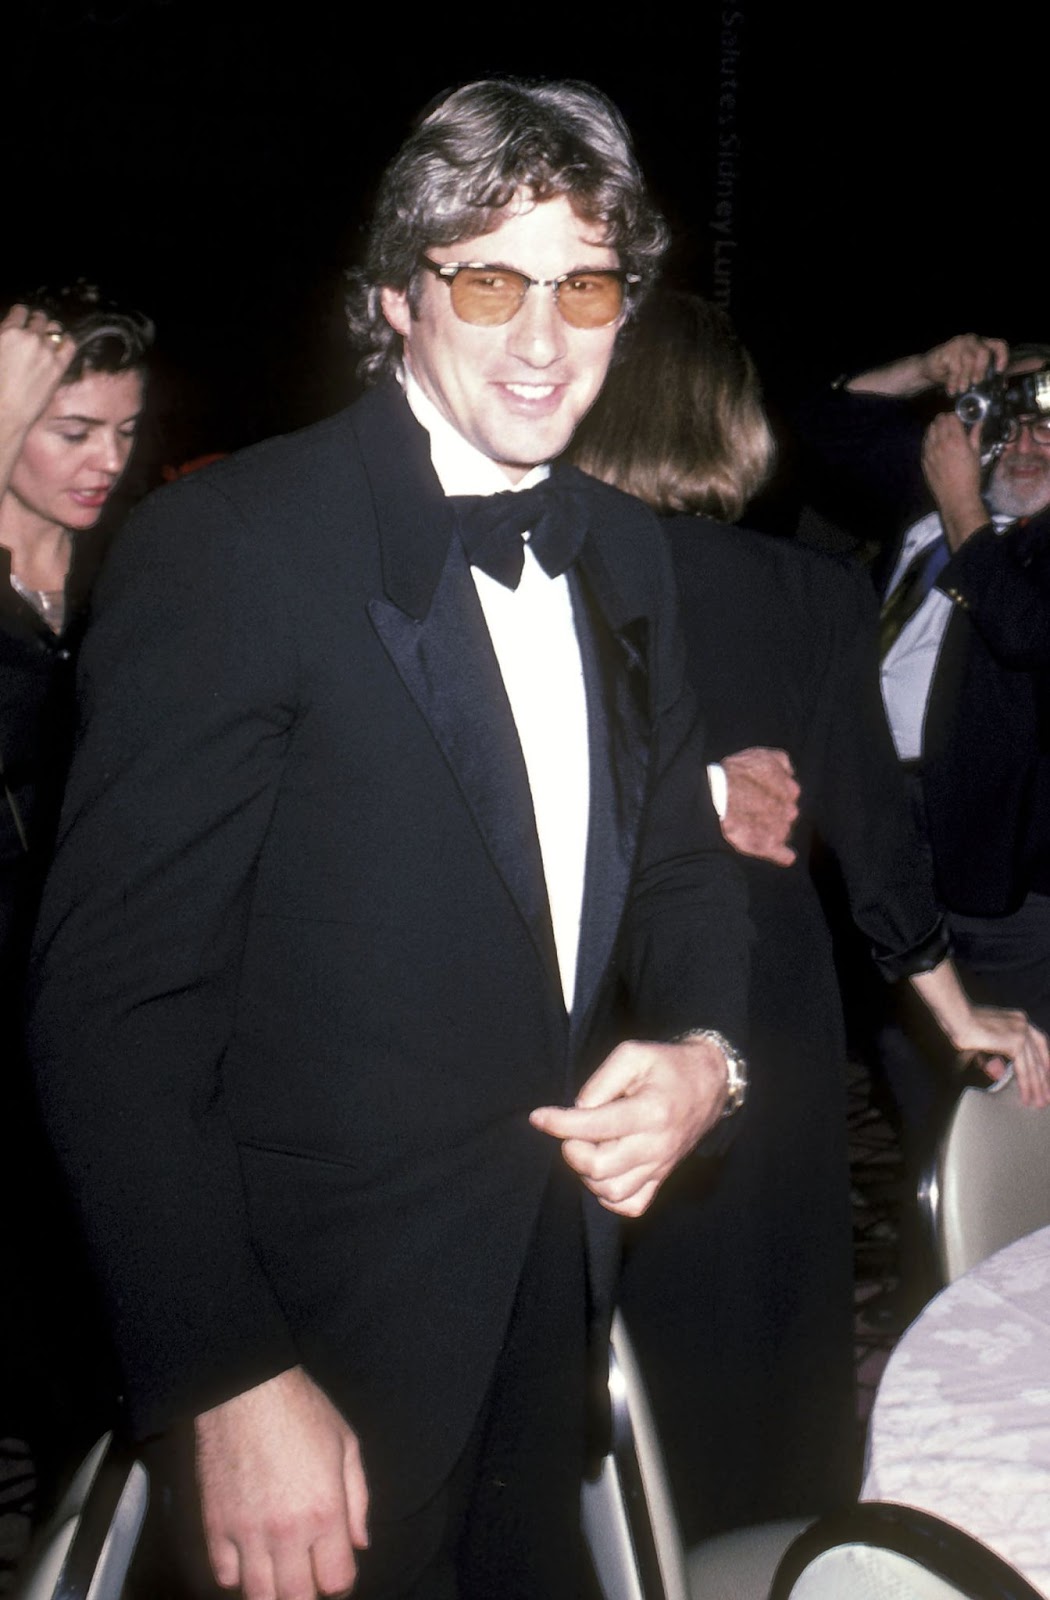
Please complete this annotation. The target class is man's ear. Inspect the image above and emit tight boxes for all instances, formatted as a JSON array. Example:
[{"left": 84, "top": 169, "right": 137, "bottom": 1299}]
[{"left": 380, "top": 285, "right": 412, "bottom": 338}]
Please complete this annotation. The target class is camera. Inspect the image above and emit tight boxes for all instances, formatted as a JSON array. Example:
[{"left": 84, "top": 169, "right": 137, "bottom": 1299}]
[{"left": 955, "top": 369, "right": 1050, "bottom": 447}]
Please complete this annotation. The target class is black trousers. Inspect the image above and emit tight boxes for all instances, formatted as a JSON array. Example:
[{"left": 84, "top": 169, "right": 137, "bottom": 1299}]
[{"left": 134, "top": 1163, "right": 590, "bottom": 1600}]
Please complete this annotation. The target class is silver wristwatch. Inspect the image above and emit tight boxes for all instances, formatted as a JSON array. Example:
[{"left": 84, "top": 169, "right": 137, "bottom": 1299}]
[{"left": 673, "top": 1028, "right": 748, "bottom": 1118}]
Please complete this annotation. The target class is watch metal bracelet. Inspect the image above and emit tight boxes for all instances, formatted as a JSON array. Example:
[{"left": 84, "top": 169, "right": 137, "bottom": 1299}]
[{"left": 670, "top": 1027, "right": 748, "bottom": 1117}]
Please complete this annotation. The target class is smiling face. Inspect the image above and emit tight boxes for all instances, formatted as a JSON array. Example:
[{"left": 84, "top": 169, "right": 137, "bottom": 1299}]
[
  {"left": 6, "top": 369, "right": 144, "bottom": 536},
  {"left": 987, "top": 418, "right": 1050, "bottom": 519},
  {"left": 380, "top": 194, "right": 624, "bottom": 482},
  {"left": 985, "top": 358, "right": 1050, "bottom": 519}
]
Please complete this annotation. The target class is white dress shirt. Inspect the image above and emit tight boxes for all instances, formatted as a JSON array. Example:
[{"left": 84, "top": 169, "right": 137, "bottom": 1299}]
[
  {"left": 881, "top": 511, "right": 1012, "bottom": 761},
  {"left": 403, "top": 374, "right": 590, "bottom": 1010}
]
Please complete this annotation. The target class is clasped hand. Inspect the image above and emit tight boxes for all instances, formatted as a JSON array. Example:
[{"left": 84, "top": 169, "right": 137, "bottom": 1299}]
[{"left": 529, "top": 1035, "right": 730, "bottom": 1217}]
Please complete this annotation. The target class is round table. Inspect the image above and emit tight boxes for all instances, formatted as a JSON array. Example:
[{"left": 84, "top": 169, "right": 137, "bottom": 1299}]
[{"left": 862, "top": 1223, "right": 1050, "bottom": 1595}]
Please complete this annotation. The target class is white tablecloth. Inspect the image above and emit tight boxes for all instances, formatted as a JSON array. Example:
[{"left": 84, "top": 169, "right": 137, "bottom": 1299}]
[{"left": 863, "top": 1223, "right": 1050, "bottom": 1594}]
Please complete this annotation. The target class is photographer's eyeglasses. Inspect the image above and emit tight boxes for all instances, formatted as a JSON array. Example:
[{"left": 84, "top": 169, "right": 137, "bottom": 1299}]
[
  {"left": 1002, "top": 415, "right": 1050, "bottom": 447},
  {"left": 420, "top": 258, "right": 639, "bottom": 329}
]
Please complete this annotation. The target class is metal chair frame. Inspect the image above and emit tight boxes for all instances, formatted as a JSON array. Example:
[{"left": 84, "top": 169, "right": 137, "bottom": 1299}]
[
  {"left": 13, "top": 1434, "right": 147, "bottom": 1600},
  {"left": 770, "top": 1502, "right": 1044, "bottom": 1600}
]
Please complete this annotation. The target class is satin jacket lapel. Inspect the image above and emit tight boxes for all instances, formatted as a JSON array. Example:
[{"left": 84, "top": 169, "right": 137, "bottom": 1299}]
[
  {"left": 564, "top": 472, "right": 653, "bottom": 1050},
  {"left": 354, "top": 387, "right": 559, "bottom": 989},
  {"left": 560, "top": 471, "right": 657, "bottom": 1348}
]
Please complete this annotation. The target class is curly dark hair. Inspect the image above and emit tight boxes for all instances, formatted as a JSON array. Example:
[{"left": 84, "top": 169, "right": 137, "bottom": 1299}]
[
  {"left": 345, "top": 78, "right": 668, "bottom": 383},
  {"left": 15, "top": 281, "right": 154, "bottom": 382}
]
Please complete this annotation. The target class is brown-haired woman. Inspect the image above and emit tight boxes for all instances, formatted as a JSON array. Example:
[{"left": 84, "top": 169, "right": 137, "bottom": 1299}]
[{"left": 570, "top": 290, "right": 1049, "bottom": 1539}]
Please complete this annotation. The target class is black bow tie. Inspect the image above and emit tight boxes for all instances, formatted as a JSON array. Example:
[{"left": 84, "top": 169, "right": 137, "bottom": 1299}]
[{"left": 450, "top": 481, "right": 590, "bottom": 590}]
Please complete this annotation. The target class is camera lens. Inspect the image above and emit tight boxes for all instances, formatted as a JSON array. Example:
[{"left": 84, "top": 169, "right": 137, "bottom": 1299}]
[{"left": 955, "top": 391, "right": 989, "bottom": 426}]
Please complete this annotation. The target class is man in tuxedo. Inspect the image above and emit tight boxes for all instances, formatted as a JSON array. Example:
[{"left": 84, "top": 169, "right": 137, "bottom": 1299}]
[{"left": 28, "top": 79, "right": 749, "bottom": 1600}]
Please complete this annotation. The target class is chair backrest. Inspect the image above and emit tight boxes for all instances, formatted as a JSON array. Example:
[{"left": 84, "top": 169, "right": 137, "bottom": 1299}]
[
  {"left": 13, "top": 1434, "right": 148, "bottom": 1600},
  {"left": 686, "top": 1518, "right": 814, "bottom": 1600},
  {"left": 919, "top": 1073, "right": 1050, "bottom": 1285},
  {"left": 769, "top": 1502, "right": 1046, "bottom": 1600},
  {"left": 781, "top": 1547, "right": 970, "bottom": 1600},
  {"left": 581, "top": 1311, "right": 691, "bottom": 1600}
]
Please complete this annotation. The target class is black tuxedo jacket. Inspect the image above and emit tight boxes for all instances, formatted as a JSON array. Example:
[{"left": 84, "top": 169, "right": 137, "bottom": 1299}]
[
  {"left": 28, "top": 385, "right": 747, "bottom": 1517},
  {"left": 800, "top": 386, "right": 1050, "bottom": 917}
]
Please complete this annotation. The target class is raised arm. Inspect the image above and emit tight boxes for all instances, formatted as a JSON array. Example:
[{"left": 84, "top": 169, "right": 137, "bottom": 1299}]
[
  {"left": 921, "top": 410, "right": 988, "bottom": 549},
  {"left": 846, "top": 333, "right": 1009, "bottom": 400},
  {"left": 0, "top": 305, "right": 75, "bottom": 494}
]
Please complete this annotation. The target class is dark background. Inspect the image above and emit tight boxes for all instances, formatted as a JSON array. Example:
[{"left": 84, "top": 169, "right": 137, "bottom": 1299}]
[{"left": 8, "top": 1, "right": 1038, "bottom": 471}]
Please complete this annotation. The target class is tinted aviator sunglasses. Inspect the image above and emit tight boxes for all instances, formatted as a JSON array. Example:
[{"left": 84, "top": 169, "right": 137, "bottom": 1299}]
[{"left": 420, "top": 257, "right": 639, "bottom": 329}]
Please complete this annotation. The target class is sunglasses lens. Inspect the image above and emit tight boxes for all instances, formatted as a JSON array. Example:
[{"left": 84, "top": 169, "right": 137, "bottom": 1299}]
[
  {"left": 557, "top": 273, "right": 626, "bottom": 328},
  {"left": 449, "top": 268, "right": 529, "bottom": 326},
  {"left": 444, "top": 266, "right": 628, "bottom": 327}
]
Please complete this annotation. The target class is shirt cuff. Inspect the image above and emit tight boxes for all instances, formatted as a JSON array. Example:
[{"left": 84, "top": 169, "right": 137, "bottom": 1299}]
[{"left": 707, "top": 762, "right": 728, "bottom": 820}]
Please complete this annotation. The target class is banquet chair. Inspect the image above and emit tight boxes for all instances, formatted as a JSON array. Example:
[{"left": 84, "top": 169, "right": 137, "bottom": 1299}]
[
  {"left": 581, "top": 1312, "right": 810, "bottom": 1600},
  {"left": 918, "top": 1068, "right": 1050, "bottom": 1285},
  {"left": 768, "top": 1501, "right": 1046, "bottom": 1600},
  {"left": 12, "top": 1433, "right": 148, "bottom": 1600},
  {"left": 582, "top": 1309, "right": 690, "bottom": 1600}
]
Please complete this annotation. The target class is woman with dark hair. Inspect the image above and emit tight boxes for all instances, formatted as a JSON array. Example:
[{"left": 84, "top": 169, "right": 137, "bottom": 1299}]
[
  {"left": 0, "top": 281, "right": 152, "bottom": 1511},
  {"left": 1, "top": 284, "right": 151, "bottom": 957},
  {"left": 569, "top": 291, "right": 1049, "bottom": 1539}
]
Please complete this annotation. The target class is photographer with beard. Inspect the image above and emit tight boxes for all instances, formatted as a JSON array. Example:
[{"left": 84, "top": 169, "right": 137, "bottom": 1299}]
[
  {"left": 807, "top": 335, "right": 1050, "bottom": 1317},
  {"left": 847, "top": 334, "right": 1050, "bottom": 1027}
]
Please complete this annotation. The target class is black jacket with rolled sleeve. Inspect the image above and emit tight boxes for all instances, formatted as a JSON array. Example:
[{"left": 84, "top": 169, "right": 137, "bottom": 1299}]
[{"left": 619, "top": 516, "right": 946, "bottom": 1538}]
